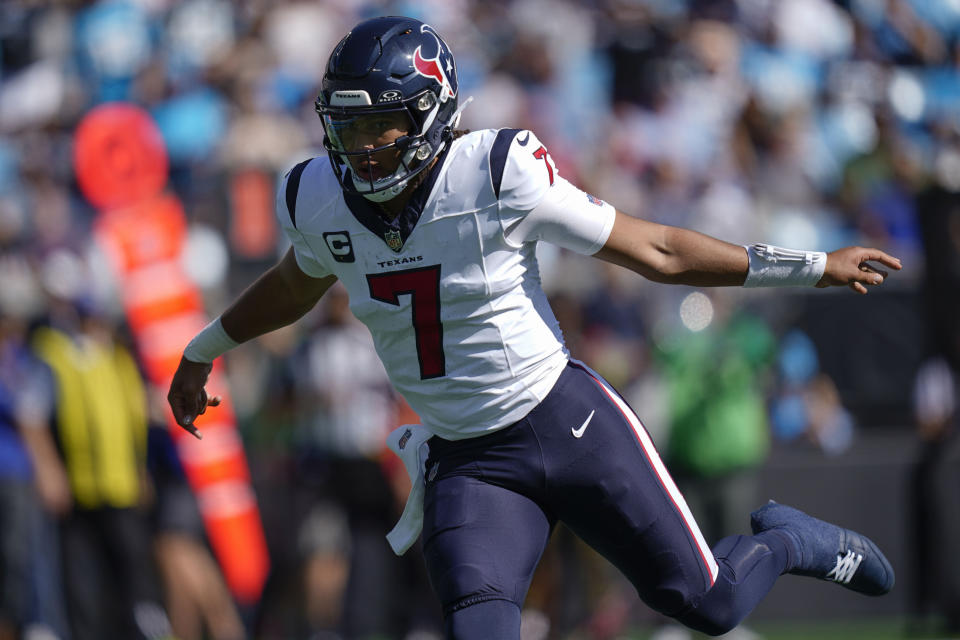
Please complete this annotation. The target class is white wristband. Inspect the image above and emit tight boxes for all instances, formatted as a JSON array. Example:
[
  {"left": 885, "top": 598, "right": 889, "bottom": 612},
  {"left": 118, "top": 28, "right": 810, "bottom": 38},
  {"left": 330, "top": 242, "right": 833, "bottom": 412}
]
[
  {"left": 183, "top": 317, "right": 239, "bottom": 363},
  {"left": 743, "top": 243, "right": 827, "bottom": 288}
]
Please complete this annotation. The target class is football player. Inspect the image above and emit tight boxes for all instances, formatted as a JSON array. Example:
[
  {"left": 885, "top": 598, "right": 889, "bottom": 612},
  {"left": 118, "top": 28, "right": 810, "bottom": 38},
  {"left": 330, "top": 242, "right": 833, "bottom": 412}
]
[{"left": 168, "top": 16, "right": 899, "bottom": 639}]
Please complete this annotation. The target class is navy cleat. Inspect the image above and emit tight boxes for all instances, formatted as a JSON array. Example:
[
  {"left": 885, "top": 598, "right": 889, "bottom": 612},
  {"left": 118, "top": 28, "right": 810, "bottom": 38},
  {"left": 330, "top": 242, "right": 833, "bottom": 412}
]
[{"left": 750, "top": 501, "right": 895, "bottom": 596}]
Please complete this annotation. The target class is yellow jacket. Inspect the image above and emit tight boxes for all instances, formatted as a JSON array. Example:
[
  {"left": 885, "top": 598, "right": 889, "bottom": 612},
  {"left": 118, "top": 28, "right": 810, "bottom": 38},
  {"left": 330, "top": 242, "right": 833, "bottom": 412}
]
[{"left": 33, "top": 327, "right": 147, "bottom": 509}]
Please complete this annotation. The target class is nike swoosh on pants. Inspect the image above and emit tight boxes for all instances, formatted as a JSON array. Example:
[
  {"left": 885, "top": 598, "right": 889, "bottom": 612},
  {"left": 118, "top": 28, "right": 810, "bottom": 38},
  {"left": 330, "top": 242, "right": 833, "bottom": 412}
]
[{"left": 571, "top": 410, "right": 595, "bottom": 438}]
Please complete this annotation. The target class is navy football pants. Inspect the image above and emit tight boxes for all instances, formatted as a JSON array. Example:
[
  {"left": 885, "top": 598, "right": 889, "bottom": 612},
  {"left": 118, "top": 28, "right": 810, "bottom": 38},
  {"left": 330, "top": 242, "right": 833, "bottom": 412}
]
[{"left": 421, "top": 361, "right": 792, "bottom": 638}]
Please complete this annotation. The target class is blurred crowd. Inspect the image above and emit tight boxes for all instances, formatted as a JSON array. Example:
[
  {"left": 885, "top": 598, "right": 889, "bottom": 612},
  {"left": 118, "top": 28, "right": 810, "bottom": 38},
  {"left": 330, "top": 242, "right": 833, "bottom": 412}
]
[{"left": 2, "top": 0, "right": 960, "bottom": 639}]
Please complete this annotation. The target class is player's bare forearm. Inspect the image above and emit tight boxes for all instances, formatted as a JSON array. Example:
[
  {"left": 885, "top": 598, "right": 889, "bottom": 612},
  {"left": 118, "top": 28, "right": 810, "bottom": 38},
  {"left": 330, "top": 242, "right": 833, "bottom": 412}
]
[
  {"left": 221, "top": 247, "right": 336, "bottom": 342},
  {"left": 168, "top": 249, "right": 335, "bottom": 436},
  {"left": 595, "top": 211, "right": 903, "bottom": 292},
  {"left": 595, "top": 211, "right": 748, "bottom": 286}
]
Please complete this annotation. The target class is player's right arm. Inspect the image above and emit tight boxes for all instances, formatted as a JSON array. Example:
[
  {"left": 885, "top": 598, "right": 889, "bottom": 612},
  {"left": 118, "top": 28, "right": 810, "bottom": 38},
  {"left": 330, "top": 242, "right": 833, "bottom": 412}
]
[
  {"left": 220, "top": 247, "right": 335, "bottom": 343},
  {"left": 167, "top": 247, "right": 336, "bottom": 437}
]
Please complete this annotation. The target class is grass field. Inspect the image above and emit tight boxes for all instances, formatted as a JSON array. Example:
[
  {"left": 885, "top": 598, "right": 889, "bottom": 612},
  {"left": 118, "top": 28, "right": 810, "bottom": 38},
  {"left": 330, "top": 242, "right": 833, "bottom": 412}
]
[{"left": 623, "top": 618, "right": 959, "bottom": 640}]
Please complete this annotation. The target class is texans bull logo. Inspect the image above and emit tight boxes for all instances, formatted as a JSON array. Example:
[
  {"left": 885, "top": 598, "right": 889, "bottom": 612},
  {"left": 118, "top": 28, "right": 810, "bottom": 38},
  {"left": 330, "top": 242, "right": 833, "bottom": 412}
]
[{"left": 412, "top": 25, "right": 456, "bottom": 102}]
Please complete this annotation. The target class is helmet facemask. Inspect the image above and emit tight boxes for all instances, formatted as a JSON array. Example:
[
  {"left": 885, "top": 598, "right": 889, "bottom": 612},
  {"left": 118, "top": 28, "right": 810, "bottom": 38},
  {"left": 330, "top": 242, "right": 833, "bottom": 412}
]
[
  {"left": 317, "top": 17, "right": 463, "bottom": 202},
  {"left": 318, "top": 88, "right": 449, "bottom": 202}
]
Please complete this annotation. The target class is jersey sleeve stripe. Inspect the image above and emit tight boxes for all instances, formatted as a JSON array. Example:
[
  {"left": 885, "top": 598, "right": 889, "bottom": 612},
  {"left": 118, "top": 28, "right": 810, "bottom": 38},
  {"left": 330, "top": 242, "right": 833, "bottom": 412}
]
[
  {"left": 285, "top": 159, "right": 311, "bottom": 228},
  {"left": 489, "top": 128, "right": 522, "bottom": 199}
]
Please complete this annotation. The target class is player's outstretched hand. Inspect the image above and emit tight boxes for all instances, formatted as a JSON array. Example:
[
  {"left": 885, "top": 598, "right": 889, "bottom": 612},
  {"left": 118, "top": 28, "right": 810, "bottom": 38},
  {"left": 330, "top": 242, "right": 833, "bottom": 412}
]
[
  {"left": 167, "top": 356, "right": 221, "bottom": 440},
  {"left": 816, "top": 246, "right": 902, "bottom": 294}
]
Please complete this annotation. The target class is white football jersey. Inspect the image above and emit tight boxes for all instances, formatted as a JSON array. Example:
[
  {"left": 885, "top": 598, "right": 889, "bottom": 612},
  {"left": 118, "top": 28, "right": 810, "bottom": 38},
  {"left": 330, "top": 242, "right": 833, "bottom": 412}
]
[{"left": 277, "top": 129, "right": 615, "bottom": 440}]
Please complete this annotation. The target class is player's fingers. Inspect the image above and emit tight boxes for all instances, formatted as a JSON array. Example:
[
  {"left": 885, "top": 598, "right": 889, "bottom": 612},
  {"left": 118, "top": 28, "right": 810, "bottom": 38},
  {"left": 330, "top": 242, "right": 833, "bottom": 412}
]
[
  {"left": 855, "top": 268, "right": 884, "bottom": 286},
  {"left": 207, "top": 395, "right": 222, "bottom": 407},
  {"left": 849, "top": 281, "right": 868, "bottom": 294},
  {"left": 861, "top": 249, "right": 902, "bottom": 270},
  {"left": 169, "top": 391, "right": 198, "bottom": 424},
  {"left": 180, "top": 416, "right": 203, "bottom": 440},
  {"left": 197, "top": 389, "right": 209, "bottom": 416},
  {"left": 858, "top": 263, "right": 888, "bottom": 279},
  {"left": 168, "top": 394, "right": 188, "bottom": 425},
  {"left": 169, "top": 394, "right": 203, "bottom": 439}
]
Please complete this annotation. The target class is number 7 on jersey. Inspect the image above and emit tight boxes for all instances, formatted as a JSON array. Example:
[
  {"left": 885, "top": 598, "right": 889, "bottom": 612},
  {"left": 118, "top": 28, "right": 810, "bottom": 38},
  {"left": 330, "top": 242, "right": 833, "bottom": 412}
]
[{"left": 367, "top": 265, "right": 446, "bottom": 379}]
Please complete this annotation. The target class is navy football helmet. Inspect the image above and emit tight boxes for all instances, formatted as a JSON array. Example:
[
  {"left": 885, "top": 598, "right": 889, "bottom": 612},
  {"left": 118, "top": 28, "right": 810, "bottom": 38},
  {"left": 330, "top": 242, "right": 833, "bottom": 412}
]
[{"left": 316, "top": 16, "right": 462, "bottom": 202}]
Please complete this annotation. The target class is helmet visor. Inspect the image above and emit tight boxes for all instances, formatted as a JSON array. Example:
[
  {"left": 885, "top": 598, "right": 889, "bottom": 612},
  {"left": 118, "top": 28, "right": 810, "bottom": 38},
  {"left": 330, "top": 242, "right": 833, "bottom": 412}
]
[{"left": 321, "top": 108, "right": 414, "bottom": 154}]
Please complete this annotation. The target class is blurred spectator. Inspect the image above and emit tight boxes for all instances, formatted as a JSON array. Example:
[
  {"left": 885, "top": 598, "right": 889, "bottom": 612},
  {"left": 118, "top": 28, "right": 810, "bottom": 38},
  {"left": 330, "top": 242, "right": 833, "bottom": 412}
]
[
  {"left": 915, "top": 125, "right": 960, "bottom": 373},
  {"left": 286, "top": 283, "right": 440, "bottom": 639},
  {"left": 148, "top": 424, "right": 246, "bottom": 640},
  {"left": 653, "top": 290, "right": 774, "bottom": 640},
  {"left": 31, "top": 301, "right": 174, "bottom": 640},
  {"left": 907, "top": 128, "right": 960, "bottom": 635},
  {"left": 658, "top": 291, "right": 774, "bottom": 536},
  {"left": 769, "top": 329, "right": 856, "bottom": 455},
  {"left": 0, "top": 308, "right": 68, "bottom": 640},
  {"left": 840, "top": 111, "right": 923, "bottom": 258},
  {"left": 909, "top": 357, "right": 960, "bottom": 635},
  {"left": 0, "top": 313, "right": 37, "bottom": 640}
]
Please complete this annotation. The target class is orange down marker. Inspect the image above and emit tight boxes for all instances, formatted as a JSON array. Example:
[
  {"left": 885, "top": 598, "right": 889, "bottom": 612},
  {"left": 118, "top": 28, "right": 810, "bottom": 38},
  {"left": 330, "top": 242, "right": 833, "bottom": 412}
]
[{"left": 74, "top": 103, "right": 269, "bottom": 605}]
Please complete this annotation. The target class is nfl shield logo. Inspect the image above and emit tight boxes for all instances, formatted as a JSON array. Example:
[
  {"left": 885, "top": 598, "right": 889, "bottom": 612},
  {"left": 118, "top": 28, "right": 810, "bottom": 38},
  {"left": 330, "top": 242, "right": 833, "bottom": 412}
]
[{"left": 385, "top": 229, "right": 403, "bottom": 252}]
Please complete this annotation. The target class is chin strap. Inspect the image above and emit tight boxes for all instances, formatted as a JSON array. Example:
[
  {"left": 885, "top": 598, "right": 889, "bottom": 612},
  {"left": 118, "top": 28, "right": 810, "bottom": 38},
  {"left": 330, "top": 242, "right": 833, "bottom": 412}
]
[
  {"left": 450, "top": 95, "right": 473, "bottom": 130},
  {"left": 359, "top": 177, "right": 412, "bottom": 203}
]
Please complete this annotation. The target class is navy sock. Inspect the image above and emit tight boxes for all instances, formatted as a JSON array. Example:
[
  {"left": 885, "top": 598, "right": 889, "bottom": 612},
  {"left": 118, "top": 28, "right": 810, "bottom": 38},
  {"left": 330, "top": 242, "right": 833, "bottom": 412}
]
[
  {"left": 754, "top": 528, "right": 800, "bottom": 574},
  {"left": 444, "top": 599, "right": 521, "bottom": 640}
]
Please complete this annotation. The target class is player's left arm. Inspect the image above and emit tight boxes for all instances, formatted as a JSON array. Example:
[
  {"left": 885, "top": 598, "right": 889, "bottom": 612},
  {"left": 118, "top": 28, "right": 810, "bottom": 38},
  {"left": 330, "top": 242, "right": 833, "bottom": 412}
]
[
  {"left": 495, "top": 130, "right": 900, "bottom": 293},
  {"left": 594, "top": 210, "right": 902, "bottom": 293}
]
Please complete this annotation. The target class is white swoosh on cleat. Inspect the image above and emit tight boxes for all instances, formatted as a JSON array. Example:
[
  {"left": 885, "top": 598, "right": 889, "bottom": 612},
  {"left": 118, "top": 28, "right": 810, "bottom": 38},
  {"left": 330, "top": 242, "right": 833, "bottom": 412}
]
[{"left": 571, "top": 410, "right": 595, "bottom": 439}]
